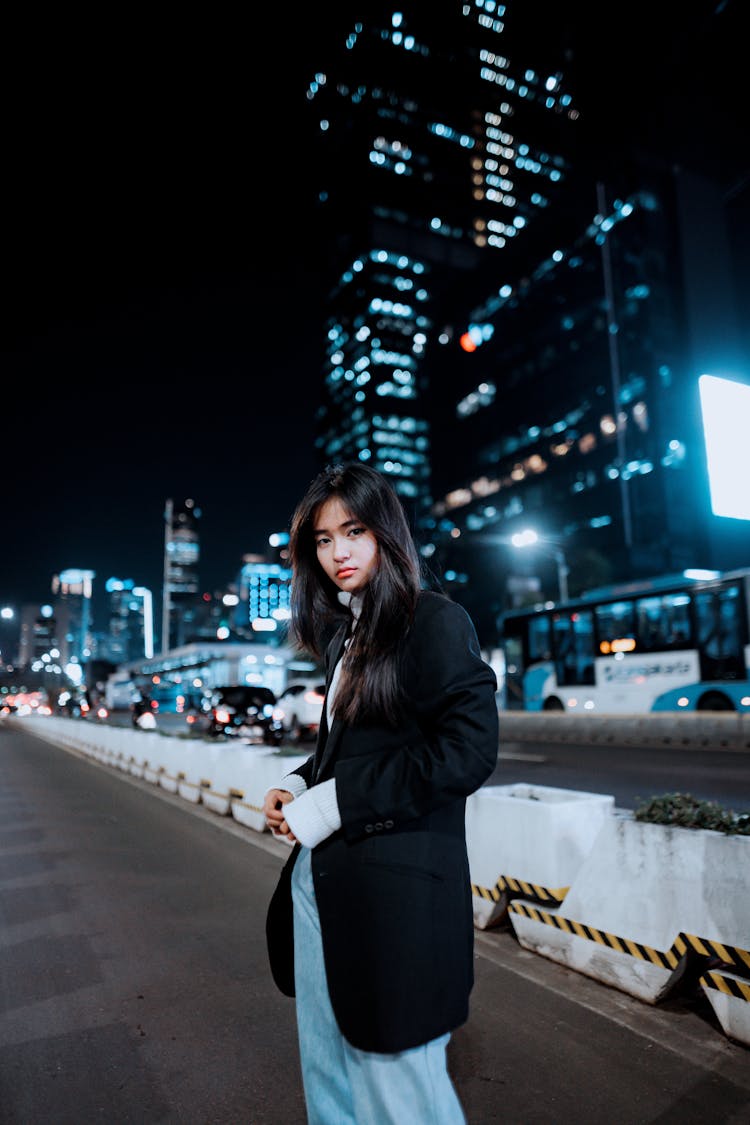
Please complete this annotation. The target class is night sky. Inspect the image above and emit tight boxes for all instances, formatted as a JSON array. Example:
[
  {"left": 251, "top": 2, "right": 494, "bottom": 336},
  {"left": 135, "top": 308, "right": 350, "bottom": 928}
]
[
  {"left": 3, "top": 3, "right": 745, "bottom": 617},
  {"left": 3, "top": 10, "right": 327, "bottom": 614}
]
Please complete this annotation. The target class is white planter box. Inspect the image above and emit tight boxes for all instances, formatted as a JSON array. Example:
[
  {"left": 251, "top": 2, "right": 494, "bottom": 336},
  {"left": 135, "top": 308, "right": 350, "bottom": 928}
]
[
  {"left": 229, "top": 750, "right": 309, "bottom": 832},
  {"left": 466, "top": 783, "right": 615, "bottom": 929}
]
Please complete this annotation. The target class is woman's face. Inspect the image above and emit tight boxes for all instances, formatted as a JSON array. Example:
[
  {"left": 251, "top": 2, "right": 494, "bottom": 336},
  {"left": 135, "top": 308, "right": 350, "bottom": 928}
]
[{"left": 313, "top": 496, "right": 379, "bottom": 595}]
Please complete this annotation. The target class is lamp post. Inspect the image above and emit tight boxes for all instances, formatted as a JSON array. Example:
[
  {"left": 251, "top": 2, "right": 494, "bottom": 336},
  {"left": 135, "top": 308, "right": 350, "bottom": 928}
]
[
  {"left": 1, "top": 605, "right": 16, "bottom": 667},
  {"left": 511, "top": 529, "right": 569, "bottom": 604}
]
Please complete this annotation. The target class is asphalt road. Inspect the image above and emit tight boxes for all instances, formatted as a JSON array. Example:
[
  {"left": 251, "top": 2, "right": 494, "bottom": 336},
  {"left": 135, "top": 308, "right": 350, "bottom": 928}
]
[
  {"left": 1, "top": 723, "right": 749, "bottom": 1124},
  {"left": 488, "top": 738, "right": 750, "bottom": 813}
]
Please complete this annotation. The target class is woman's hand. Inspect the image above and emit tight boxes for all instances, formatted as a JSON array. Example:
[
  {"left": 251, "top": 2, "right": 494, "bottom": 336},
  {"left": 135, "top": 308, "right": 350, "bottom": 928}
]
[{"left": 263, "top": 788, "right": 297, "bottom": 841}]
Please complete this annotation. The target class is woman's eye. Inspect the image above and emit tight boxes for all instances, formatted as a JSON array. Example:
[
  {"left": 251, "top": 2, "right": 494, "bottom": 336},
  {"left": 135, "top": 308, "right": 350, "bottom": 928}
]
[{"left": 349, "top": 527, "right": 365, "bottom": 537}]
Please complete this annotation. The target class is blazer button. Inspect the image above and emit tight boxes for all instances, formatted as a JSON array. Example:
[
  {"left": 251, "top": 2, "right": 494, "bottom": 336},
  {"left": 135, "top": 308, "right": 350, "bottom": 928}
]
[
  {"left": 375, "top": 822, "right": 383, "bottom": 831},
  {"left": 365, "top": 824, "right": 374, "bottom": 833},
  {"left": 384, "top": 819, "right": 394, "bottom": 829}
]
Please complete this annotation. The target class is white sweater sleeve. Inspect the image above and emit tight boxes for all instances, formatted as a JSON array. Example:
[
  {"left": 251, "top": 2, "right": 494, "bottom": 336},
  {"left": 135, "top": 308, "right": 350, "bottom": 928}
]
[
  {"left": 283, "top": 778, "right": 342, "bottom": 848},
  {"left": 270, "top": 772, "right": 308, "bottom": 800}
]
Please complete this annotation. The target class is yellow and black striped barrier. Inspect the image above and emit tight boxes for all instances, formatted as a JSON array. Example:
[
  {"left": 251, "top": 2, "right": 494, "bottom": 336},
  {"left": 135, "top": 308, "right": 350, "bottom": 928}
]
[
  {"left": 700, "top": 970, "right": 750, "bottom": 1003},
  {"left": 508, "top": 900, "right": 750, "bottom": 999},
  {"left": 508, "top": 901, "right": 682, "bottom": 969},
  {"left": 675, "top": 933, "right": 750, "bottom": 976},
  {"left": 472, "top": 875, "right": 568, "bottom": 909}
]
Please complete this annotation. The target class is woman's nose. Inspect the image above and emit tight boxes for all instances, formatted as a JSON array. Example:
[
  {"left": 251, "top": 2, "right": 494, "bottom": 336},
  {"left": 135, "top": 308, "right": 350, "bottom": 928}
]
[{"left": 333, "top": 538, "right": 350, "bottom": 560}]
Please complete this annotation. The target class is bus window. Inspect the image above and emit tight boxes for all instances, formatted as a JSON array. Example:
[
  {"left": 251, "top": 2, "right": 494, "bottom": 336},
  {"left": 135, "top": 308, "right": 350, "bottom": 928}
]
[
  {"left": 636, "top": 596, "right": 669, "bottom": 651},
  {"left": 502, "top": 634, "right": 526, "bottom": 710},
  {"left": 595, "top": 600, "right": 636, "bottom": 654},
  {"left": 663, "top": 592, "right": 692, "bottom": 648},
  {"left": 695, "top": 584, "right": 745, "bottom": 680},
  {"left": 528, "top": 614, "right": 552, "bottom": 663},
  {"left": 636, "top": 593, "right": 694, "bottom": 651},
  {"left": 553, "top": 610, "right": 595, "bottom": 686}
]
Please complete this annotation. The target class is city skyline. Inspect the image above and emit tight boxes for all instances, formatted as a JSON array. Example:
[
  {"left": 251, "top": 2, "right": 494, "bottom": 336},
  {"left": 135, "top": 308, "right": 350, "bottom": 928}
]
[{"left": 3, "top": 2, "right": 745, "bottom": 616}]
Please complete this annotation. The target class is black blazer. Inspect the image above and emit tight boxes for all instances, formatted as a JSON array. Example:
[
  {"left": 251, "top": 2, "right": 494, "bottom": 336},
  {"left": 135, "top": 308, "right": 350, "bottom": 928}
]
[{"left": 266, "top": 590, "right": 499, "bottom": 1053}]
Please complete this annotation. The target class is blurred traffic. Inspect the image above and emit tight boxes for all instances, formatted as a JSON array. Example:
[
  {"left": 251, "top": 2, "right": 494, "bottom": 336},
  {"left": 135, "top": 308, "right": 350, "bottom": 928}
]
[
  {"left": 272, "top": 679, "right": 326, "bottom": 743},
  {"left": 0, "top": 677, "right": 325, "bottom": 749}
]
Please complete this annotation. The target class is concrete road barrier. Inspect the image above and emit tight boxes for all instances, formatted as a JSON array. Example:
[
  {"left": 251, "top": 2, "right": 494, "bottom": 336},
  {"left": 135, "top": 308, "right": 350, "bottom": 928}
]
[
  {"left": 508, "top": 813, "right": 750, "bottom": 1047},
  {"left": 466, "top": 784, "right": 615, "bottom": 929},
  {"left": 229, "top": 749, "right": 309, "bottom": 832},
  {"left": 498, "top": 710, "right": 750, "bottom": 750}
]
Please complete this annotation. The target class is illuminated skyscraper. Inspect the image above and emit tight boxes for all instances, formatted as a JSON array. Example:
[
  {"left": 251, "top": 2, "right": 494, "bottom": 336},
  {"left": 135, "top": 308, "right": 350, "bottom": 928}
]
[
  {"left": 235, "top": 555, "right": 292, "bottom": 642},
  {"left": 161, "top": 499, "right": 201, "bottom": 653},
  {"left": 51, "top": 568, "right": 96, "bottom": 672},
  {"left": 306, "top": 2, "right": 747, "bottom": 642},
  {"left": 17, "top": 603, "right": 56, "bottom": 670},
  {"left": 305, "top": 2, "right": 581, "bottom": 527},
  {"left": 421, "top": 18, "right": 748, "bottom": 637},
  {"left": 101, "top": 577, "right": 155, "bottom": 663}
]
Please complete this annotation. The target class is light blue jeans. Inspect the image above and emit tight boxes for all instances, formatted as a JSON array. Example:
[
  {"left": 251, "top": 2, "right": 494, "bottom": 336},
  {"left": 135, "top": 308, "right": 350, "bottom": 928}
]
[{"left": 290, "top": 845, "right": 467, "bottom": 1125}]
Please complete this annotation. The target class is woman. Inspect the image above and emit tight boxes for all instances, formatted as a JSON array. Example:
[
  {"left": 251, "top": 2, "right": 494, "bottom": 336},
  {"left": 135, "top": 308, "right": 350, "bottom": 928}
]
[{"left": 263, "top": 462, "right": 499, "bottom": 1124}]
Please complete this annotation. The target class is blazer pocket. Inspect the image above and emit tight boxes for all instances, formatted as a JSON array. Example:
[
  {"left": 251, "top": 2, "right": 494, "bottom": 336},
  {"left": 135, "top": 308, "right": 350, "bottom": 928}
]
[
  {"left": 361, "top": 834, "right": 444, "bottom": 882},
  {"left": 362, "top": 855, "right": 444, "bottom": 883}
]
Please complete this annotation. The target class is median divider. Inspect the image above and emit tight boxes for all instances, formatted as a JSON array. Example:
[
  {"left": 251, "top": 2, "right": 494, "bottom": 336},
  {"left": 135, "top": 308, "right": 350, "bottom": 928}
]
[
  {"left": 15, "top": 716, "right": 308, "bottom": 835},
  {"left": 498, "top": 709, "right": 750, "bottom": 750}
]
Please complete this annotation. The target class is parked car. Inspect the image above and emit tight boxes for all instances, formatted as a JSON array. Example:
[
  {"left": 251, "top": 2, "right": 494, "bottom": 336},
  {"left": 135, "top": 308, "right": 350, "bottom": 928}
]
[
  {"left": 273, "top": 679, "right": 326, "bottom": 742},
  {"left": 195, "top": 685, "right": 282, "bottom": 744}
]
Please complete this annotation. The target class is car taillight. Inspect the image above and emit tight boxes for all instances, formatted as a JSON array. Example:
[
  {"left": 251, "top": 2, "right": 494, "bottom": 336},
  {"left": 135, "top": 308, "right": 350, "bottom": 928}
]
[
  {"left": 305, "top": 691, "right": 325, "bottom": 705},
  {"left": 97, "top": 706, "right": 109, "bottom": 719},
  {"left": 215, "top": 707, "right": 231, "bottom": 724}
]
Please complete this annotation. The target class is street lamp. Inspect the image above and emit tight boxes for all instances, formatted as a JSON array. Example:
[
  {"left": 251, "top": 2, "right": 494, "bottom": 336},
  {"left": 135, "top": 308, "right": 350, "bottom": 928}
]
[{"left": 511, "top": 529, "right": 570, "bottom": 604}]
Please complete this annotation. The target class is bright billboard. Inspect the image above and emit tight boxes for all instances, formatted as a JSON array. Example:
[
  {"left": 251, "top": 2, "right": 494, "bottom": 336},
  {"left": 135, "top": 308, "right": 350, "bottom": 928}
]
[{"left": 699, "top": 374, "right": 750, "bottom": 521}]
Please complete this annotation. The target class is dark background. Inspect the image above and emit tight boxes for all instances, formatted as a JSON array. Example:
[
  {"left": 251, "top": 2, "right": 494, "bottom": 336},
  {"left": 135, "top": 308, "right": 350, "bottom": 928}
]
[{"left": 3, "top": 3, "right": 746, "bottom": 611}]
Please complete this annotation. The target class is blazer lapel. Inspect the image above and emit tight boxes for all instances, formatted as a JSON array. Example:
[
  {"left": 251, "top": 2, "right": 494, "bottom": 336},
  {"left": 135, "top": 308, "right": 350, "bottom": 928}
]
[
  {"left": 325, "top": 624, "right": 348, "bottom": 693},
  {"left": 313, "top": 717, "right": 345, "bottom": 783},
  {"left": 311, "top": 624, "right": 348, "bottom": 782}
]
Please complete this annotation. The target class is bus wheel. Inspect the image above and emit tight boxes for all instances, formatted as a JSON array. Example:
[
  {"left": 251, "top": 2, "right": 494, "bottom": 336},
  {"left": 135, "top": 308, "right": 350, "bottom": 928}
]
[
  {"left": 543, "top": 697, "right": 565, "bottom": 711},
  {"left": 697, "top": 691, "right": 735, "bottom": 712}
]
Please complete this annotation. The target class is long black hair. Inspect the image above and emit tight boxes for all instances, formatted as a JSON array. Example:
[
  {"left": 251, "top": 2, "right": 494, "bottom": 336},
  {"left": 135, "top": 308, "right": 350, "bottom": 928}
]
[{"left": 288, "top": 462, "right": 422, "bottom": 725}]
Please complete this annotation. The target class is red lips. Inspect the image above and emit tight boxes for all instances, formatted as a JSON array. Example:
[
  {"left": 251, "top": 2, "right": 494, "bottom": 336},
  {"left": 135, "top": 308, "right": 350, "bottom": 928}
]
[{"left": 337, "top": 568, "right": 356, "bottom": 578}]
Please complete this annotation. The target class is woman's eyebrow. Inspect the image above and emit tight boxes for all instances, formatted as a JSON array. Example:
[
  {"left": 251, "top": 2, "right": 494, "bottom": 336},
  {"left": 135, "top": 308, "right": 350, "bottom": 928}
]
[{"left": 313, "top": 518, "right": 359, "bottom": 535}]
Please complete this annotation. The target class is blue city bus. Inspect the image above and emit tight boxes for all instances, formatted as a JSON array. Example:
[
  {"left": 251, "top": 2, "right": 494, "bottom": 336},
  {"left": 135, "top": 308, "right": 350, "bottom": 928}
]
[{"left": 499, "top": 568, "right": 750, "bottom": 713}]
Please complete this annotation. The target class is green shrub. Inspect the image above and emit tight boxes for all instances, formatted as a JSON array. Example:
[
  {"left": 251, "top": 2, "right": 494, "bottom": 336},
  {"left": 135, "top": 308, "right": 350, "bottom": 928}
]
[{"left": 633, "top": 792, "right": 750, "bottom": 836}]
